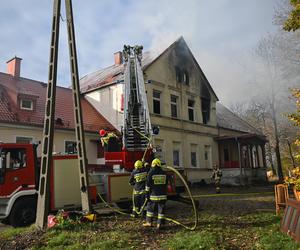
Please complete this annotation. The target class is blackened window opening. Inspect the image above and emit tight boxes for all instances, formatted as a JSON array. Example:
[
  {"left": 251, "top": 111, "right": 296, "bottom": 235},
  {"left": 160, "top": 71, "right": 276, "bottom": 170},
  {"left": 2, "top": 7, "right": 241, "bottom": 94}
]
[
  {"left": 175, "top": 66, "right": 189, "bottom": 85},
  {"left": 201, "top": 98, "right": 210, "bottom": 124}
]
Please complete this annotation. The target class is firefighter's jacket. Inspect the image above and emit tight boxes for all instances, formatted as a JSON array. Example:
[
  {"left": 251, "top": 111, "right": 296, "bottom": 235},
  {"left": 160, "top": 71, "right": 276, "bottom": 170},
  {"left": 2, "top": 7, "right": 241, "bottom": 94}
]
[
  {"left": 212, "top": 169, "right": 222, "bottom": 181},
  {"left": 145, "top": 167, "right": 168, "bottom": 201},
  {"left": 129, "top": 168, "right": 148, "bottom": 195}
]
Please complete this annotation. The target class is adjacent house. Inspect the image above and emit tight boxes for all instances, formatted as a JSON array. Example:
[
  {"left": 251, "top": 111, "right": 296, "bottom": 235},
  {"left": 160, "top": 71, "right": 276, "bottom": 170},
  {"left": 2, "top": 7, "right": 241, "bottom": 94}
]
[
  {"left": 0, "top": 37, "right": 267, "bottom": 184},
  {"left": 0, "top": 57, "right": 115, "bottom": 166}
]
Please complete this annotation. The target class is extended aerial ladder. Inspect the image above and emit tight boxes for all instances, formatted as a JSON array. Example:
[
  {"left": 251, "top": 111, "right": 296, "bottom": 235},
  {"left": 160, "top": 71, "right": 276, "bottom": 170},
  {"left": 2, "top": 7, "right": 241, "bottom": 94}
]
[
  {"left": 104, "top": 46, "right": 154, "bottom": 170},
  {"left": 123, "top": 46, "right": 152, "bottom": 152},
  {"left": 36, "top": 0, "right": 91, "bottom": 229}
]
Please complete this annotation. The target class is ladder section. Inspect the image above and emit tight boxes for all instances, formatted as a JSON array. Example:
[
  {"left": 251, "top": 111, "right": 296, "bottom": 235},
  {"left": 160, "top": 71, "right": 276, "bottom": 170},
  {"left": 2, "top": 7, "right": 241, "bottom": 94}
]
[{"left": 123, "top": 46, "right": 151, "bottom": 152}]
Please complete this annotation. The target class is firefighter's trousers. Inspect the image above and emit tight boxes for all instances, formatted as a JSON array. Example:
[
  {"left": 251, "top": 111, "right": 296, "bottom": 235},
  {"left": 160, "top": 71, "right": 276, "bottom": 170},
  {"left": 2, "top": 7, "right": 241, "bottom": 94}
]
[
  {"left": 132, "top": 194, "right": 146, "bottom": 216},
  {"left": 146, "top": 199, "right": 166, "bottom": 225}
]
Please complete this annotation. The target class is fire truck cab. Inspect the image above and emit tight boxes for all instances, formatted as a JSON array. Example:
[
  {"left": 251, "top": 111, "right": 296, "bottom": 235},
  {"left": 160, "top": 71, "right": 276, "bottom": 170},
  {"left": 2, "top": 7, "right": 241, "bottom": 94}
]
[{"left": 0, "top": 143, "right": 39, "bottom": 227}]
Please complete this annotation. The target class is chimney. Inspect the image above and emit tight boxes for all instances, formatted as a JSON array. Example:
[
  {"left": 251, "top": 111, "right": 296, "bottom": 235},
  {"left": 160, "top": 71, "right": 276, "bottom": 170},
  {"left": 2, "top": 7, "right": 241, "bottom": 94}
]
[
  {"left": 7, "top": 57, "right": 22, "bottom": 78},
  {"left": 114, "top": 51, "right": 123, "bottom": 65}
]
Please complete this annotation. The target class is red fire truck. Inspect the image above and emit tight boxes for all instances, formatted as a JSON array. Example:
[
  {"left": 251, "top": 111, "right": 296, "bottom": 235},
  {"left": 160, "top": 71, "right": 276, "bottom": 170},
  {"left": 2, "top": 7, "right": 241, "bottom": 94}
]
[
  {"left": 0, "top": 143, "right": 100, "bottom": 227},
  {"left": 0, "top": 142, "right": 179, "bottom": 227}
]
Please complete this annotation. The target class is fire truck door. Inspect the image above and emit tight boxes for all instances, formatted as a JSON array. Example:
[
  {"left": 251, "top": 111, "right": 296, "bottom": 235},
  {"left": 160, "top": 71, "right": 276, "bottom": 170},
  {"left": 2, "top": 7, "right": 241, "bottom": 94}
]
[{"left": 0, "top": 148, "right": 34, "bottom": 197}]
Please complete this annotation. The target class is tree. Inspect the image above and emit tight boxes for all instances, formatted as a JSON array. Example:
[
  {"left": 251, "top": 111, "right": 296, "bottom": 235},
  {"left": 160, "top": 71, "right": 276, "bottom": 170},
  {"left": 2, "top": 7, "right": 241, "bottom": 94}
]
[
  {"left": 253, "top": 36, "right": 290, "bottom": 181},
  {"left": 284, "top": 0, "right": 300, "bottom": 31},
  {"left": 287, "top": 88, "right": 300, "bottom": 168}
]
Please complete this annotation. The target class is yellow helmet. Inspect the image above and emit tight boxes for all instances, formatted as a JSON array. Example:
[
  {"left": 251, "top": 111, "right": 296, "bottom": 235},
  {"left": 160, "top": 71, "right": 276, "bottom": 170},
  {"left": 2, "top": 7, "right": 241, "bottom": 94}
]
[
  {"left": 151, "top": 158, "right": 161, "bottom": 167},
  {"left": 134, "top": 160, "right": 143, "bottom": 169}
]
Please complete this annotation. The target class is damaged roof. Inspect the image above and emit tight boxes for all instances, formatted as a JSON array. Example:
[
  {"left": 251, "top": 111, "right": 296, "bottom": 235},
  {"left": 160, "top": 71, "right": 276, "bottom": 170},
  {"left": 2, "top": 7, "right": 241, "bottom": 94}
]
[
  {"left": 216, "top": 102, "right": 263, "bottom": 135},
  {"left": 80, "top": 36, "right": 218, "bottom": 100},
  {"left": 0, "top": 72, "right": 115, "bottom": 132}
]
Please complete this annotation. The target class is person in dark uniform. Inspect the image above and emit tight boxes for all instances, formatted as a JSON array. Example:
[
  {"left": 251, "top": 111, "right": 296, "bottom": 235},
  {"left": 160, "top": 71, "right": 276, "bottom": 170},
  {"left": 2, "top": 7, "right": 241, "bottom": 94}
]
[
  {"left": 129, "top": 160, "right": 148, "bottom": 217},
  {"left": 143, "top": 158, "right": 168, "bottom": 229},
  {"left": 211, "top": 164, "right": 222, "bottom": 193}
]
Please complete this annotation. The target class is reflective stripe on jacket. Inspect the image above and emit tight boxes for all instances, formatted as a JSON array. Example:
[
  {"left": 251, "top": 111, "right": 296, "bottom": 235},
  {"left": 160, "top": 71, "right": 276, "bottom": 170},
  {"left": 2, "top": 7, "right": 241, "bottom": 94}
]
[
  {"left": 146, "top": 167, "right": 168, "bottom": 199},
  {"left": 129, "top": 168, "right": 148, "bottom": 192}
]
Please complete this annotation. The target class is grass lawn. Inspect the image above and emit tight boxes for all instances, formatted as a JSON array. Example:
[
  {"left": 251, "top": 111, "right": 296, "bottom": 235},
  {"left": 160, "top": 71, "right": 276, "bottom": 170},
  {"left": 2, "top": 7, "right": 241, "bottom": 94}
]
[{"left": 0, "top": 188, "right": 299, "bottom": 249}]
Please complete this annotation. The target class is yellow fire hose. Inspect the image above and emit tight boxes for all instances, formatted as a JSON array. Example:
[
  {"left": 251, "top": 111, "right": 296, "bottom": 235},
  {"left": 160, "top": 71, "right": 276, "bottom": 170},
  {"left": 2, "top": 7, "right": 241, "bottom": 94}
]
[{"left": 96, "top": 164, "right": 198, "bottom": 231}]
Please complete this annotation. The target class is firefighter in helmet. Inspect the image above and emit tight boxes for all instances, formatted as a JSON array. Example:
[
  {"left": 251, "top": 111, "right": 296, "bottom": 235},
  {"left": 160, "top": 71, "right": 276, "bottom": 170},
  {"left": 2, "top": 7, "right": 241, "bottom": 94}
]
[
  {"left": 99, "top": 129, "right": 118, "bottom": 149},
  {"left": 129, "top": 160, "right": 148, "bottom": 217},
  {"left": 143, "top": 158, "right": 168, "bottom": 229},
  {"left": 211, "top": 164, "right": 222, "bottom": 193}
]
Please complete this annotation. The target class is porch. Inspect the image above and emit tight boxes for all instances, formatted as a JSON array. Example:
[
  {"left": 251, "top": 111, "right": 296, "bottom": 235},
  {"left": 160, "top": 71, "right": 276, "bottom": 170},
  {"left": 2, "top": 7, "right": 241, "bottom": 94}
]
[{"left": 216, "top": 134, "right": 268, "bottom": 185}]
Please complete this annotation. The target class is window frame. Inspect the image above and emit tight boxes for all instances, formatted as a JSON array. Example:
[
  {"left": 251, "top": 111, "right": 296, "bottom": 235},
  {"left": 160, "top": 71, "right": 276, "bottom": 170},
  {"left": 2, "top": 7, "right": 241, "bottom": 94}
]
[
  {"left": 191, "top": 151, "right": 197, "bottom": 167},
  {"left": 170, "top": 95, "right": 178, "bottom": 118},
  {"left": 20, "top": 99, "right": 33, "bottom": 110},
  {"left": 16, "top": 136, "right": 33, "bottom": 144},
  {"left": 173, "top": 150, "right": 180, "bottom": 167},
  {"left": 188, "top": 99, "right": 195, "bottom": 121},
  {"left": 153, "top": 90, "right": 161, "bottom": 115},
  {"left": 64, "top": 140, "right": 78, "bottom": 154}
]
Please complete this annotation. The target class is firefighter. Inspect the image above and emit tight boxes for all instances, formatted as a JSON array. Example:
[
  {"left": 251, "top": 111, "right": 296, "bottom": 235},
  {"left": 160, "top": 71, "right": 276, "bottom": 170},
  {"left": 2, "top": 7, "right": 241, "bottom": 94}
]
[
  {"left": 211, "top": 164, "right": 222, "bottom": 193},
  {"left": 143, "top": 158, "right": 168, "bottom": 229},
  {"left": 129, "top": 160, "right": 148, "bottom": 218},
  {"left": 99, "top": 129, "right": 118, "bottom": 149}
]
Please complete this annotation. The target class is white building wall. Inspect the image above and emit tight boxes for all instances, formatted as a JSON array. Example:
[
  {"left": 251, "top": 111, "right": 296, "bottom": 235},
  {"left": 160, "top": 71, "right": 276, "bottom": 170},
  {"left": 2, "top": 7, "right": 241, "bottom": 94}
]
[
  {"left": 0, "top": 123, "right": 99, "bottom": 164},
  {"left": 85, "top": 84, "right": 124, "bottom": 131}
]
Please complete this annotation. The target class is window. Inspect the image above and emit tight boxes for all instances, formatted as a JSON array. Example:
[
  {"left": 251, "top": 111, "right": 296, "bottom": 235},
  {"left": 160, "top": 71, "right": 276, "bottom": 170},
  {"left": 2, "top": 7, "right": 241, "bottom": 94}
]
[
  {"left": 65, "top": 141, "right": 77, "bottom": 154},
  {"left": 154, "top": 139, "right": 165, "bottom": 162},
  {"left": 224, "top": 148, "right": 229, "bottom": 161},
  {"left": 153, "top": 90, "right": 161, "bottom": 114},
  {"left": 0, "top": 148, "right": 27, "bottom": 170},
  {"left": 20, "top": 99, "right": 33, "bottom": 110},
  {"left": 201, "top": 98, "right": 210, "bottom": 124},
  {"left": 204, "top": 145, "right": 211, "bottom": 168},
  {"left": 175, "top": 67, "right": 189, "bottom": 85},
  {"left": 191, "top": 152, "right": 197, "bottom": 167},
  {"left": 182, "top": 70, "right": 189, "bottom": 85},
  {"left": 188, "top": 99, "right": 195, "bottom": 121},
  {"left": 170, "top": 95, "right": 178, "bottom": 118},
  {"left": 175, "top": 66, "right": 182, "bottom": 82},
  {"left": 16, "top": 136, "right": 33, "bottom": 144},
  {"left": 173, "top": 150, "right": 180, "bottom": 166}
]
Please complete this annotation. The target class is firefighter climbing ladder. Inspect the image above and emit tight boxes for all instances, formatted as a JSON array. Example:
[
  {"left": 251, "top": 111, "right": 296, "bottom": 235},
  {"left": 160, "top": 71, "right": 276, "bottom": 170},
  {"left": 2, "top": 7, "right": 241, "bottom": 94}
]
[{"left": 36, "top": 0, "right": 91, "bottom": 229}]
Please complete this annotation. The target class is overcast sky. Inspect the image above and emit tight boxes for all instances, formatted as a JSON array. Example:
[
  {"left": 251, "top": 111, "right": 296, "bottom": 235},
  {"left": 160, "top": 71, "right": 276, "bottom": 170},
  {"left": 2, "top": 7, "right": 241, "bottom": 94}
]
[{"left": 0, "top": 0, "right": 281, "bottom": 106}]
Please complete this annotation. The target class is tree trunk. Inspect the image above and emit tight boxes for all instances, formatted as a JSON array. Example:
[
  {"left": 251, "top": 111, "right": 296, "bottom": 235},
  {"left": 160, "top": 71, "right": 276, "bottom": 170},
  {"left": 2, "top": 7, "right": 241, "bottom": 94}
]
[
  {"left": 271, "top": 101, "right": 283, "bottom": 181},
  {"left": 266, "top": 142, "right": 276, "bottom": 174},
  {"left": 287, "top": 139, "right": 296, "bottom": 168}
]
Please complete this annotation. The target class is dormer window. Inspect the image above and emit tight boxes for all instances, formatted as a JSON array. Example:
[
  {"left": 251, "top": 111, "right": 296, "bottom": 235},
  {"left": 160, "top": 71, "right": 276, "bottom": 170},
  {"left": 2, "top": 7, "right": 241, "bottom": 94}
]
[{"left": 20, "top": 99, "right": 33, "bottom": 110}]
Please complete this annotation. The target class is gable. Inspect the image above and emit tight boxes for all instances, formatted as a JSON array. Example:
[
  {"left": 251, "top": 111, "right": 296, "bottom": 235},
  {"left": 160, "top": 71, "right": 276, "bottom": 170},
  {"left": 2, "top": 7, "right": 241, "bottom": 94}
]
[{"left": 143, "top": 37, "right": 218, "bottom": 101}]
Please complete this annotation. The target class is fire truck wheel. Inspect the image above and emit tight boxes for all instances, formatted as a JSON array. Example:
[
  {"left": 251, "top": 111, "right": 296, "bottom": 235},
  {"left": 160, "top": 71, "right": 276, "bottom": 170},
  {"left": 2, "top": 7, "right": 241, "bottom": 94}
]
[{"left": 9, "top": 197, "right": 37, "bottom": 227}]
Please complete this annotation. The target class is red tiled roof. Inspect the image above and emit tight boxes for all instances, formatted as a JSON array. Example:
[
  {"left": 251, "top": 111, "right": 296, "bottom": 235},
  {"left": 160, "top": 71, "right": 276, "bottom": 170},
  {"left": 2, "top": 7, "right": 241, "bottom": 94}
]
[{"left": 0, "top": 72, "right": 115, "bottom": 133}]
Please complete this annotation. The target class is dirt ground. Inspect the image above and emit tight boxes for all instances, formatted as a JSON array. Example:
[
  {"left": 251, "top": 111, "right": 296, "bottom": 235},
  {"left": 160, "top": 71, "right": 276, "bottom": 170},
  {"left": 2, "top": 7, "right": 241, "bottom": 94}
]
[{"left": 0, "top": 184, "right": 278, "bottom": 250}]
